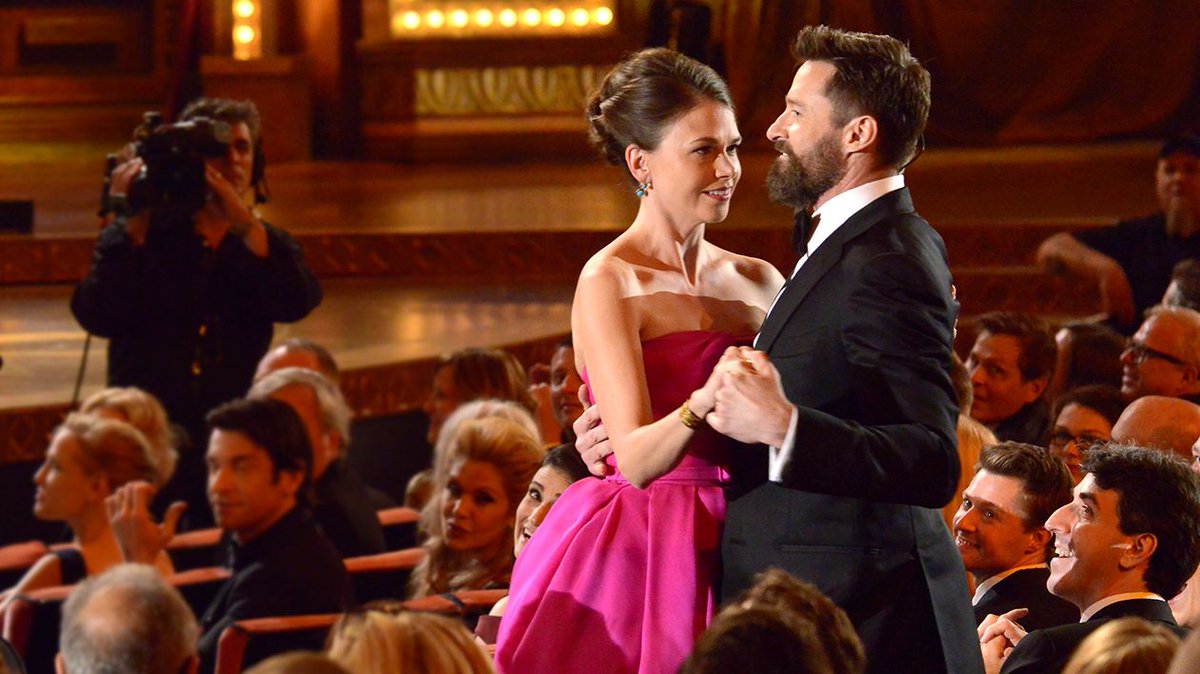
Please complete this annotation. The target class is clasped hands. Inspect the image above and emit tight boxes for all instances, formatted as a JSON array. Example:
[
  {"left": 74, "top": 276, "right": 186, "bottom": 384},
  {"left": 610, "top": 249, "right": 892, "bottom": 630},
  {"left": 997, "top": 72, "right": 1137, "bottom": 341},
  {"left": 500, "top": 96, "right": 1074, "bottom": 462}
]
[
  {"left": 978, "top": 608, "right": 1028, "bottom": 674},
  {"left": 574, "top": 346, "right": 795, "bottom": 477}
]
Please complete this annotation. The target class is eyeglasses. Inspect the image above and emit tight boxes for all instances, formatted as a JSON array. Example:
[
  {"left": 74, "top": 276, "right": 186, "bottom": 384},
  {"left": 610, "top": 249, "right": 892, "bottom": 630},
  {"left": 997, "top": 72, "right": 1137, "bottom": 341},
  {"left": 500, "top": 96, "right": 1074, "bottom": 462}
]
[
  {"left": 1125, "top": 338, "right": 1191, "bottom": 367},
  {"left": 1048, "top": 430, "right": 1107, "bottom": 450}
]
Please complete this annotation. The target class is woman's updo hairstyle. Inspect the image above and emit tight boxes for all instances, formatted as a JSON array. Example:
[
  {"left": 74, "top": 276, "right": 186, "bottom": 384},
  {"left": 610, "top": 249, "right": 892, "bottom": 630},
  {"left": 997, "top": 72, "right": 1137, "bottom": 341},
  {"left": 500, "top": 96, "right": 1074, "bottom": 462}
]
[{"left": 587, "top": 47, "right": 732, "bottom": 181}]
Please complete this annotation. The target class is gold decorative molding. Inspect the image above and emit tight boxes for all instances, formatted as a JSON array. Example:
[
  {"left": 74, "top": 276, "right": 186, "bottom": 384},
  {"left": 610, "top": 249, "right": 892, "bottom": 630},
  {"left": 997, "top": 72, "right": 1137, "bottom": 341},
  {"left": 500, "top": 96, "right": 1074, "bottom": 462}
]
[{"left": 415, "top": 64, "right": 606, "bottom": 115}]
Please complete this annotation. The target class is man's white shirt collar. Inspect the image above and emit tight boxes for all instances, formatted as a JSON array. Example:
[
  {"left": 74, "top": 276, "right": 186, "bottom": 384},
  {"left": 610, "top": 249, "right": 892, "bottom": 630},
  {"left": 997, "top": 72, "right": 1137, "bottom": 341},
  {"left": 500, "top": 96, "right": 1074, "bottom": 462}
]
[
  {"left": 1079, "top": 592, "right": 1164, "bottom": 622},
  {"left": 971, "top": 564, "right": 1047, "bottom": 606}
]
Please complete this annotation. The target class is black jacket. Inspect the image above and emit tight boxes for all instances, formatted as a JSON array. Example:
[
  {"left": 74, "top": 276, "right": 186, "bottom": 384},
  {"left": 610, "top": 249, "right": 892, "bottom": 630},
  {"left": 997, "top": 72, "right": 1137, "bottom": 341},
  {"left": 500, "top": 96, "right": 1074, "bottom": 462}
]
[
  {"left": 974, "top": 567, "right": 1078, "bottom": 632},
  {"left": 198, "top": 507, "right": 351, "bottom": 673},
  {"left": 722, "top": 188, "right": 982, "bottom": 674},
  {"left": 313, "top": 460, "right": 387, "bottom": 558}
]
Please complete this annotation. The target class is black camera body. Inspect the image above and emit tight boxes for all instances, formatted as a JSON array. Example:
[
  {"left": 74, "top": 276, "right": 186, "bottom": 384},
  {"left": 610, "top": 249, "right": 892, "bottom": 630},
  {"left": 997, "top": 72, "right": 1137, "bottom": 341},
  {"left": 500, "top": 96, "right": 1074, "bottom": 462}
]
[{"left": 114, "top": 111, "right": 232, "bottom": 220}]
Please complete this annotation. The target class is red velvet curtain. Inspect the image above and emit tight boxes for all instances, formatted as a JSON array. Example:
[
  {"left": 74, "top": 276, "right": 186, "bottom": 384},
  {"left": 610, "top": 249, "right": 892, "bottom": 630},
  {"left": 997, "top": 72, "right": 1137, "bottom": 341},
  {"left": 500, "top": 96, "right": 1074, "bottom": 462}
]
[{"left": 722, "top": 0, "right": 1200, "bottom": 146}]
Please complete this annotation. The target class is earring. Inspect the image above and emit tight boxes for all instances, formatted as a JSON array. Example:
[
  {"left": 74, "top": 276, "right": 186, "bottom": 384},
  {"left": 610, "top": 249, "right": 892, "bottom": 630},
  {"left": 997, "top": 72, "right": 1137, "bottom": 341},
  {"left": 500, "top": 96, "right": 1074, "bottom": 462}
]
[{"left": 634, "top": 180, "right": 651, "bottom": 198}]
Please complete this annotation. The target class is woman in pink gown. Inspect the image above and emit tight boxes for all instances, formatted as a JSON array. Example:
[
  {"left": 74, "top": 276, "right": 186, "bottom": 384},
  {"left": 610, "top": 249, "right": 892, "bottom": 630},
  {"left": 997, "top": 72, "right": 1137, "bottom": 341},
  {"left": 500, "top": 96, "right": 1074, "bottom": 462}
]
[{"left": 495, "top": 48, "right": 783, "bottom": 673}]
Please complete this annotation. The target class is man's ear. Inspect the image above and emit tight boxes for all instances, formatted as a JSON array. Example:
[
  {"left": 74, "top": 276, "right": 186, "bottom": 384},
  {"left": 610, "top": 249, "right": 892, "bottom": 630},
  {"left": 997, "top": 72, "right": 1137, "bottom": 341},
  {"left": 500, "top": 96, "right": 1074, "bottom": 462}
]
[
  {"left": 1021, "top": 376, "right": 1049, "bottom": 404},
  {"left": 1026, "top": 527, "right": 1052, "bottom": 556},
  {"left": 842, "top": 115, "right": 878, "bottom": 155},
  {"left": 276, "top": 465, "right": 306, "bottom": 498},
  {"left": 56, "top": 652, "right": 67, "bottom": 674},
  {"left": 1119, "top": 532, "right": 1158, "bottom": 570}
]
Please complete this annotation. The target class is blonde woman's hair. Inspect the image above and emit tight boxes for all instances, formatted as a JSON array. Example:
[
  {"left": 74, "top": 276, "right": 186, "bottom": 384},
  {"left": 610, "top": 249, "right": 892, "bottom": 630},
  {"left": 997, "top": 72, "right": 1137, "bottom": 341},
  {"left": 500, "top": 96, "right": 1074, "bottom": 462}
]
[
  {"left": 60, "top": 413, "right": 159, "bottom": 491},
  {"left": 942, "top": 414, "right": 998, "bottom": 530},
  {"left": 80, "top": 387, "right": 177, "bottom": 486},
  {"left": 1062, "top": 617, "right": 1180, "bottom": 674},
  {"left": 410, "top": 416, "right": 543, "bottom": 598},
  {"left": 416, "top": 399, "right": 544, "bottom": 529},
  {"left": 327, "top": 611, "right": 493, "bottom": 674}
]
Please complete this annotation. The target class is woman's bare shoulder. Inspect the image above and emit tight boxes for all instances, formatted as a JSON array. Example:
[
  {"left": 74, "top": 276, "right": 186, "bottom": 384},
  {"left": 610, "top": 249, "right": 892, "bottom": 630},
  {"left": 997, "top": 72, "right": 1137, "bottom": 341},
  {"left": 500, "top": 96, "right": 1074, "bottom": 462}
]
[{"left": 707, "top": 243, "right": 784, "bottom": 286}]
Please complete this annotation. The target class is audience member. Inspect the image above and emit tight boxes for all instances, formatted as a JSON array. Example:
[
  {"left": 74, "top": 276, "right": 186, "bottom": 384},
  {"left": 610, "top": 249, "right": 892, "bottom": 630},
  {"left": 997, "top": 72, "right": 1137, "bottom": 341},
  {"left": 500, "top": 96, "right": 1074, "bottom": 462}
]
[
  {"left": 734, "top": 568, "right": 866, "bottom": 674},
  {"left": 249, "top": 368, "right": 385, "bottom": 557},
  {"left": 1, "top": 415, "right": 169, "bottom": 610},
  {"left": 409, "top": 399, "right": 543, "bottom": 513},
  {"left": 680, "top": 606, "right": 835, "bottom": 674},
  {"left": 1170, "top": 435, "right": 1200, "bottom": 627},
  {"left": 1037, "top": 134, "right": 1200, "bottom": 332},
  {"left": 1046, "top": 322, "right": 1125, "bottom": 403},
  {"left": 476, "top": 444, "right": 592, "bottom": 643},
  {"left": 108, "top": 398, "right": 351, "bottom": 674},
  {"left": 1047, "top": 385, "right": 1127, "bottom": 484},
  {"left": 424, "top": 348, "right": 537, "bottom": 446},
  {"left": 979, "top": 444, "right": 1200, "bottom": 674},
  {"left": 80, "top": 387, "right": 178, "bottom": 488},
  {"left": 244, "top": 652, "right": 349, "bottom": 674},
  {"left": 1061, "top": 617, "right": 1180, "bottom": 674},
  {"left": 71, "top": 98, "right": 322, "bottom": 531},
  {"left": 954, "top": 443, "right": 1077, "bottom": 631},
  {"left": 1120, "top": 306, "right": 1200, "bottom": 403},
  {"left": 254, "top": 337, "right": 341, "bottom": 384},
  {"left": 967, "top": 312, "right": 1057, "bottom": 444},
  {"left": 326, "top": 610, "right": 493, "bottom": 674},
  {"left": 529, "top": 337, "right": 585, "bottom": 445},
  {"left": 1163, "top": 259, "right": 1200, "bottom": 312},
  {"left": 409, "top": 416, "right": 541, "bottom": 598},
  {"left": 56, "top": 564, "right": 198, "bottom": 674},
  {"left": 1110, "top": 395, "right": 1200, "bottom": 461}
]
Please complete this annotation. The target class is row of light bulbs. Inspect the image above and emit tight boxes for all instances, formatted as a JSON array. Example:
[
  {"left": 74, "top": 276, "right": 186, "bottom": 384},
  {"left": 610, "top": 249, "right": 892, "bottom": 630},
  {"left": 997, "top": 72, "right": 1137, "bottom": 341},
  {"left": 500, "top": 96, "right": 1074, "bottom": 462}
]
[{"left": 393, "top": 5, "right": 614, "bottom": 32}]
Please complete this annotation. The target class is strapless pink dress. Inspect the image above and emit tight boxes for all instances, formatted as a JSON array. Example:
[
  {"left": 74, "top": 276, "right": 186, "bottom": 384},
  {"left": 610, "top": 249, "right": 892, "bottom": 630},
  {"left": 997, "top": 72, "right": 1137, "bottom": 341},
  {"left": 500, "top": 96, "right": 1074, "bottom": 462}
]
[{"left": 495, "top": 331, "right": 742, "bottom": 674}]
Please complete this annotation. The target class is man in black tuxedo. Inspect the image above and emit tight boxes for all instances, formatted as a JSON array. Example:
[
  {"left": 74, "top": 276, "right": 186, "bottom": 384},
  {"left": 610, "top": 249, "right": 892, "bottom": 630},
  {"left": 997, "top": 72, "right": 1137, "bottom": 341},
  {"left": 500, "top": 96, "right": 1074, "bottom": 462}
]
[
  {"left": 702, "top": 25, "right": 981, "bottom": 674},
  {"left": 954, "top": 443, "right": 1076, "bottom": 631},
  {"left": 979, "top": 444, "right": 1200, "bottom": 674}
]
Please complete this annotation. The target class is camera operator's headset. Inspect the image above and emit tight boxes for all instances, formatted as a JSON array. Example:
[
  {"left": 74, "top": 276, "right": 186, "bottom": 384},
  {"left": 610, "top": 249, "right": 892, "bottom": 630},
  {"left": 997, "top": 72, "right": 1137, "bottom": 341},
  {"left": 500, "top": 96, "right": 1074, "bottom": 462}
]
[{"left": 74, "top": 115, "right": 268, "bottom": 407}]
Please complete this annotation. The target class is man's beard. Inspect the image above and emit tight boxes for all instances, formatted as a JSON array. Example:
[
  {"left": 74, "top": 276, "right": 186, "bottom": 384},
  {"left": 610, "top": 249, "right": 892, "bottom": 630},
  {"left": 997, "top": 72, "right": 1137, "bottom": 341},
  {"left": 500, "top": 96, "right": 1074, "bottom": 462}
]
[
  {"left": 1165, "top": 199, "right": 1199, "bottom": 238},
  {"left": 766, "top": 132, "right": 846, "bottom": 211}
]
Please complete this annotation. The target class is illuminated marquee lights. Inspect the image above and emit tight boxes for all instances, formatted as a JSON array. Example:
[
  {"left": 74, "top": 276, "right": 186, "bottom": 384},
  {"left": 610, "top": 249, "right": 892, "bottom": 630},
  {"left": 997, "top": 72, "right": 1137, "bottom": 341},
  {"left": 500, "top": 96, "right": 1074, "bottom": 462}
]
[
  {"left": 388, "top": 1, "right": 617, "bottom": 37},
  {"left": 232, "top": 0, "right": 262, "bottom": 60}
]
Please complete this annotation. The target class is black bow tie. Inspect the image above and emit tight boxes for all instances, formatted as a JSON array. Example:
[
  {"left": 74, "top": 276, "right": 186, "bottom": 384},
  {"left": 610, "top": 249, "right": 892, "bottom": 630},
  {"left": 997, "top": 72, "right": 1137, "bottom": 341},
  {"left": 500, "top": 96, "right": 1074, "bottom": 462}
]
[{"left": 792, "top": 210, "right": 819, "bottom": 256}]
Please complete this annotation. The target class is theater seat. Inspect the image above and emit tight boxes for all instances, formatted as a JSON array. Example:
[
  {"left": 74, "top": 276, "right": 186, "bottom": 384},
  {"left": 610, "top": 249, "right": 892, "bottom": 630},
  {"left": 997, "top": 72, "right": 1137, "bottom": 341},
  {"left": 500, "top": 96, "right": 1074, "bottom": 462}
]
[
  {"left": 214, "top": 613, "right": 340, "bottom": 674},
  {"left": 376, "top": 506, "right": 421, "bottom": 551},
  {"left": 344, "top": 547, "right": 425, "bottom": 605},
  {"left": 166, "top": 527, "right": 224, "bottom": 571},
  {"left": 0, "top": 541, "right": 49, "bottom": 598}
]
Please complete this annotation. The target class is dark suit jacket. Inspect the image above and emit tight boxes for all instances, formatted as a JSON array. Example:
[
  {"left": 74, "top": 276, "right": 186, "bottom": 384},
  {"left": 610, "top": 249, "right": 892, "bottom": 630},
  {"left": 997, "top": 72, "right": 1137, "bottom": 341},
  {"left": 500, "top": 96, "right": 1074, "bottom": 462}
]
[
  {"left": 974, "top": 567, "right": 1078, "bottom": 632},
  {"left": 313, "top": 460, "right": 387, "bottom": 558},
  {"left": 999, "top": 598, "right": 1186, "bottom": 674},
  {"left": 722, "top": 188, "right": 982, "bottom": 674}
]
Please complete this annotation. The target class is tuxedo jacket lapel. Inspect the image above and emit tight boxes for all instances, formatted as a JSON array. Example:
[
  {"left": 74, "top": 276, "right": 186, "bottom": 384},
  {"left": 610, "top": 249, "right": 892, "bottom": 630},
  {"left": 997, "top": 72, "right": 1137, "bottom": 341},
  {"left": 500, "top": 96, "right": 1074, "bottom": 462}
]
[{"left": 756, "top": 188, "right": 916, "bottom": 353}]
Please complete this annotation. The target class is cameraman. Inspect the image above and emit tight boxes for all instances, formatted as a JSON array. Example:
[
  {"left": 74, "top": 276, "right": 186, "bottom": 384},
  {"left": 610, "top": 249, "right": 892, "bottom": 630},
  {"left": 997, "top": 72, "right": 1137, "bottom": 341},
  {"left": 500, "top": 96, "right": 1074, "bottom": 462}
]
[{"left": 71, "top": 97, "right": 322, "bottom": 527}]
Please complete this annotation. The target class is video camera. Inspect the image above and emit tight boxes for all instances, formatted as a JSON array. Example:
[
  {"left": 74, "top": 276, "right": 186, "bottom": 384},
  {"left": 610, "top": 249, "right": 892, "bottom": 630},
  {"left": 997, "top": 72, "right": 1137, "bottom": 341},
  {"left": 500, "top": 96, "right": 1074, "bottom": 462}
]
[{"left": 101, "top": 111, "right": 232, "bottom": 220}]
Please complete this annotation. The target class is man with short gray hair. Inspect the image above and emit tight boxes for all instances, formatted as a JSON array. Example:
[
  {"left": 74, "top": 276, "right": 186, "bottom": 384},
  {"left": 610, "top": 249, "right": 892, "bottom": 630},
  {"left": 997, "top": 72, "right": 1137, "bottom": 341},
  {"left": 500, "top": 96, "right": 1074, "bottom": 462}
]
[
  {"left": 249, "top": 367, "right": 384, "bottom": 556},
  {"left": 58, "top": 564, "right": 198, "bottom": 674}
]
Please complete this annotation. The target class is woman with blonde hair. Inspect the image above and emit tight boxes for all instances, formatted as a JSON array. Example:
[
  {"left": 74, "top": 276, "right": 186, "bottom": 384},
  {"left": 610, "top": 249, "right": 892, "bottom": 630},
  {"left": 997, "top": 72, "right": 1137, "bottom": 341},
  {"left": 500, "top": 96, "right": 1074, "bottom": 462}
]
[
  {"left": 1062, "top": 617, "right": 1181, "bottom": 674},
  {"left": 409, "top": 416, "right": 542, "bottom": 597},
  {"left": 327, "top": 610, "right": 493, "bottom": 674},
  {"left": 80, "top": 386, "right": 178, "bottom": 487},
  {"left": 0, "top": 414, "right": 172, "bottom": 608}
]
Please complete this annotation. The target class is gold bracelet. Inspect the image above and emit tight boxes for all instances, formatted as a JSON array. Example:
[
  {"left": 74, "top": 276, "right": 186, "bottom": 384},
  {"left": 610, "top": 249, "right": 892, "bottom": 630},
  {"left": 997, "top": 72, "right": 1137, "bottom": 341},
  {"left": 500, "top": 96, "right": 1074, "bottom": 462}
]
[{"left": 679, "top": 399, "right": 705, "bottom": 430}]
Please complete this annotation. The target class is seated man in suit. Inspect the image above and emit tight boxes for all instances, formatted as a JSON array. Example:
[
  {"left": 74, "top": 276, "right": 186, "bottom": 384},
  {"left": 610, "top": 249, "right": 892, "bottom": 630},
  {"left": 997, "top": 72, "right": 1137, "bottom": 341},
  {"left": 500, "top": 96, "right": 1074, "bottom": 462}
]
[
  {"left": 966, "top": 312, "right": 1057, "bottom": 445},
  {"left": 954, "top": 442, "right": 1077, "bottom": 631},
  {"left": 249, "top": 367, "right": 386, "bottom": 557},
  {"left": 109, "top": 397, "right": 352, "bottom": 674},
  {"left": 979, "top": 444, "right": 1200, "bottom": 674}
]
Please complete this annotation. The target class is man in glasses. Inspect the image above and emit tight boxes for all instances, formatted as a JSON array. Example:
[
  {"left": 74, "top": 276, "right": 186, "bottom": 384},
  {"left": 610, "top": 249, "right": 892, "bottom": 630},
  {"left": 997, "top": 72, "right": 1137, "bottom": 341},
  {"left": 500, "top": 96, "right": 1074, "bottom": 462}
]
[{"left": 1121, "top": 306, "right": 1200, "bottom": 403}]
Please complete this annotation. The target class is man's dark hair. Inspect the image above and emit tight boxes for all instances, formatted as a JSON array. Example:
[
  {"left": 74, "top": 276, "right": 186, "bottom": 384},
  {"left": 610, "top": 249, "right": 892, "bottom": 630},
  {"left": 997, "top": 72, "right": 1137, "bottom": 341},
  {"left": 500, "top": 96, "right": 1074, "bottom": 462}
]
[
  {"left": 1082, "top": 444, "right": 1200, "bottom": 598},
  {"left": 1051, "top": 384, "right": 1128, "bottom": 428},
  {"left": 737, "top": 568, "right": 865, "bottom": 674},
  {"left": 1159, "top": 133, "right": 1200, "bottom": 160},
  {"left": 60, "top": 564, "right": 197, "bottom": 674},
  {"left": 207, "top": 397, "right": 313, "bottom": 495},
  {"left": 1057, "top": 321, "right": 1125, "bottom": 391},
  {"left": 791, "top": 25, "right": 931, "bottom": 170},
  {"left": 679, "top": 606, "right": 835, "bottom": 674},
  {"left": 976, "top": 312, "right": 1057, "bottom": 384},
  {"left": 180, "top": 97, "right": 261, "bottom": 147},
  {"left": 1167, "top": 259, "right": 1200, "bottom": 313},
  {"left": 978, "top": 442, "right": 1073, "bottom": 560}
]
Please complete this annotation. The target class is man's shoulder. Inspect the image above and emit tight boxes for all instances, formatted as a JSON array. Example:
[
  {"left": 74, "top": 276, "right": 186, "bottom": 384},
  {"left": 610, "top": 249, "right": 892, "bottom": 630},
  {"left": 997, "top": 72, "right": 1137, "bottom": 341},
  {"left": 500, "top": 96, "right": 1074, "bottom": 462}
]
[{"left": 1000, "top": 621, "right": 1093, "bottom": 674}]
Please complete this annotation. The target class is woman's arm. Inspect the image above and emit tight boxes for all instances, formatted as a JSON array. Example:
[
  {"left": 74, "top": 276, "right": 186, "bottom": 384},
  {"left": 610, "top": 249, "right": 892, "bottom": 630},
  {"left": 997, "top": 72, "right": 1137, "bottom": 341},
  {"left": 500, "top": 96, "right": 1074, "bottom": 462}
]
[
  {"left": 0, "top": 553, "right": 64, "bottom": 612},
  {"left": 572, "top": 263, "right": 715, "bottom": 489}
]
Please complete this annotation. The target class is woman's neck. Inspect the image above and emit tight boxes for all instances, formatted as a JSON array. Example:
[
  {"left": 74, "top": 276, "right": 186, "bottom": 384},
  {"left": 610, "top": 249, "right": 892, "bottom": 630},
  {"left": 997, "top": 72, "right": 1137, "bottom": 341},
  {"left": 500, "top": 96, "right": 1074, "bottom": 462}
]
[
  {"left": 69, "top": 504, "right": 111, "bottom": 546},
  {"left": 628, "top": 207, "right": 708, "bottom": 284}
]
